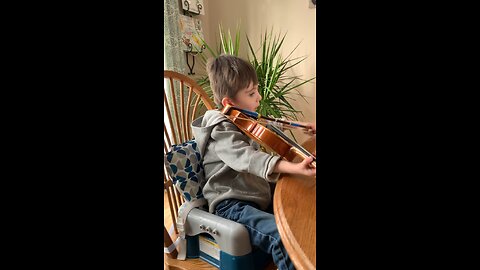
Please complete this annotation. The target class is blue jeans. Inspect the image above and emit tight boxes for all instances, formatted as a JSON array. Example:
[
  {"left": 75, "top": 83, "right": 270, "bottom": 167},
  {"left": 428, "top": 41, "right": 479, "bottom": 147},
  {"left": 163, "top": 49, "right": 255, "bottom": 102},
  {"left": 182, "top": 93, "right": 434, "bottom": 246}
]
[{"left": 215, "top": 199, "right": 295, "bottom": 270}]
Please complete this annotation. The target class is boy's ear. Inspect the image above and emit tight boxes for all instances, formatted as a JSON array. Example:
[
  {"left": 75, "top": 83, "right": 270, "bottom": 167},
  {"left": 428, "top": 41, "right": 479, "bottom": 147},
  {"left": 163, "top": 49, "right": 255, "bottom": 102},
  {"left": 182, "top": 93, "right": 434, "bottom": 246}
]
[{"left": 221, "top": 97, "right": 234, "bottom": 107}]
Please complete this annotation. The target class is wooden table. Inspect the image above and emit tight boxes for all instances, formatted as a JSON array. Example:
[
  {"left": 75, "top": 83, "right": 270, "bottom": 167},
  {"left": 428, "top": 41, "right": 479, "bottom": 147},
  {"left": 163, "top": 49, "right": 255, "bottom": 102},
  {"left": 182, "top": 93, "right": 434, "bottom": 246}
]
[{"left": 273, "top": 136, "right": 316, "bottom": 270}]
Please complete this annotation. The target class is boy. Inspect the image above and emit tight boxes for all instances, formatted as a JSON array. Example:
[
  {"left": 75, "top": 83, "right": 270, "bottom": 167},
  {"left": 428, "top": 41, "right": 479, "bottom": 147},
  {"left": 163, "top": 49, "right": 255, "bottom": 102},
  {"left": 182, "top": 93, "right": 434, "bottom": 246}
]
[{"left": 191, "top": 55, "right": 315, "bottom": 270}]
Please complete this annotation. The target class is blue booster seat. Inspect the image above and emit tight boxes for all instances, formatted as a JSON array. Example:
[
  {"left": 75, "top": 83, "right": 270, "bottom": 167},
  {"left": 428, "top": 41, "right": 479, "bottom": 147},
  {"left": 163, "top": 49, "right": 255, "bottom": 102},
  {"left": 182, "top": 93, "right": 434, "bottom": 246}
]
[{"left": 164, "top": 139, "right": 271, "bottom": 270}]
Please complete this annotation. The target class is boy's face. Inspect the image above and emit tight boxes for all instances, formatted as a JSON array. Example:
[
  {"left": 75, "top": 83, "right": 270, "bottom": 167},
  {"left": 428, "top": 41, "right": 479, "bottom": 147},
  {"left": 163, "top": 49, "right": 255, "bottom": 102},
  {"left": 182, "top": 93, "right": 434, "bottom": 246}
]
[{"left": 231, "top": 81, "right": 262, "bottom": 112}]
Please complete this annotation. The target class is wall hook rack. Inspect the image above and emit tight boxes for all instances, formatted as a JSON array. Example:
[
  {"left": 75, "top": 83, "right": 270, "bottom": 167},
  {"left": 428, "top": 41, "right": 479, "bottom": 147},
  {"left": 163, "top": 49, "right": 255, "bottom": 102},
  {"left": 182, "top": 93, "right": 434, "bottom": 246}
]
[
  {"left": 185, "top": 43, "right": 206, "bottom": 75},
  {"left": 183, "top": 0, "right": 203, "bottom": 16}
]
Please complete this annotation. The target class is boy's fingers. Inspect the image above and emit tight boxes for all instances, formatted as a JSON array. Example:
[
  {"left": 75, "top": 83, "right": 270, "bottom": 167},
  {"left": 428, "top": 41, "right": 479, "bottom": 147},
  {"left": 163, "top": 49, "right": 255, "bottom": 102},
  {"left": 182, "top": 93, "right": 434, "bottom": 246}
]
[
  {"left": 303, "top": 156, "right": 314, "bottom": 165},
  {"left": 301, "top": 157, "right": 309, "bottom": 165},
  {"left": 303, "top": 128, "right": 316, "bottom": 135}
]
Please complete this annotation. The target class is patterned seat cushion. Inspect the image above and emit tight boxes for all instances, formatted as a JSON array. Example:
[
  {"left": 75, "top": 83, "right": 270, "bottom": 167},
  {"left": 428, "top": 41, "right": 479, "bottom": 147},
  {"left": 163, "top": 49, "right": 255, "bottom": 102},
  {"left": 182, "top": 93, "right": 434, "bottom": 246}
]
[{"left": 165, "top": 139, "right": 205, "bottom": 202}]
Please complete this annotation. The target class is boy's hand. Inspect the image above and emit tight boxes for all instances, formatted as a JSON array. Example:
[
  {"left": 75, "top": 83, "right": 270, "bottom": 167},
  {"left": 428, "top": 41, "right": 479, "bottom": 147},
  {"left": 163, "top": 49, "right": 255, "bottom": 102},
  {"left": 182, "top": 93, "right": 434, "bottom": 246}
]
[
  {"left": 304, "top": 122, "right": 316, "bottom": 135},
  {"left": 273, "top": 157, "right": 316, "bottom": 177},
  {"left": 294, "top": 156, "right": 316, "bottom": 177},
  {"left": 296, "top": 121, "right": 316, "bottom": 135}
]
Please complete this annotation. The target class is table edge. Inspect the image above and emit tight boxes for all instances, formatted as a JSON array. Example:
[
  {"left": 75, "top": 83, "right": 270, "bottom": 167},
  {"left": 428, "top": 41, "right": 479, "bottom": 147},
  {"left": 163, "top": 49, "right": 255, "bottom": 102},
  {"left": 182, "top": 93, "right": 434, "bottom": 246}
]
[{"left": 274, "top": 177, "right": 315, "bottom": 270}]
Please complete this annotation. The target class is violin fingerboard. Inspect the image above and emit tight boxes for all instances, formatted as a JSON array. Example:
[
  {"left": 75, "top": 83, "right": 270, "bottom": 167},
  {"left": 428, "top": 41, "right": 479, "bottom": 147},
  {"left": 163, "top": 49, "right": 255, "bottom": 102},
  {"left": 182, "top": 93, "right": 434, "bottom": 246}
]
[{"left": 266, "top": 124, "right": 315, "bottom": 160}]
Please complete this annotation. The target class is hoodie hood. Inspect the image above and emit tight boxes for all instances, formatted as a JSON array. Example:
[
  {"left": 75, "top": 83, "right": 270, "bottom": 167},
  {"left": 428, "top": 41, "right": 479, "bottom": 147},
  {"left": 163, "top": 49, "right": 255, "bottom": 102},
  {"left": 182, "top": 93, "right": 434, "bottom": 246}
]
[{"left": 191, "top": 109, "right": 229, "bottom": 157}]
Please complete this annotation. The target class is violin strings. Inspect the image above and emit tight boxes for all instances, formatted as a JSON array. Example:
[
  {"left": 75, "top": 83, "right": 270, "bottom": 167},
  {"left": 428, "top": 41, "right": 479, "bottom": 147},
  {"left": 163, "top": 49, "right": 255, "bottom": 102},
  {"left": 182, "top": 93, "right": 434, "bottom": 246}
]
[
  {"left": 229, "top": 106, "right": 311, "bottom": 130},
  {"left": 225, "top": 115, "right": 309, "bottom": 131},
  {"left": 267, "top": 124, "right": 316, "bottom": 161}
]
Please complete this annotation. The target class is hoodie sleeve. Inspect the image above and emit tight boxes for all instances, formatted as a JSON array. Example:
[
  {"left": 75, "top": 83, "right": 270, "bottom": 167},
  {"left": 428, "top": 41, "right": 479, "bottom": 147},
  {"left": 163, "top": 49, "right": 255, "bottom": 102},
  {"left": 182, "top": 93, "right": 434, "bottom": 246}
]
[{"left": 210, "top": 121, "right": 281, "bottom": 182}]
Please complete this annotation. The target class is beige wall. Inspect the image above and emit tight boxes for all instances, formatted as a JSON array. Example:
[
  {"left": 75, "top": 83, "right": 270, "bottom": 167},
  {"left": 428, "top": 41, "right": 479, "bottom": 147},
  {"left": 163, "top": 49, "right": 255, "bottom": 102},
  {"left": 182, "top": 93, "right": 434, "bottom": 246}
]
[{"left": 192, "top": 0, "right": 316, "bottom": 143}]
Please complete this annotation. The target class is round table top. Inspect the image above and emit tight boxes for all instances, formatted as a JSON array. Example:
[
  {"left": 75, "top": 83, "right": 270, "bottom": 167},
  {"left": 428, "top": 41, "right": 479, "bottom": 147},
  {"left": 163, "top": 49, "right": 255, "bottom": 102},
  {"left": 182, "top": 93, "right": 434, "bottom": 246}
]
[{"left": 273, "top": 136, "right": 316, "bottom": 270}]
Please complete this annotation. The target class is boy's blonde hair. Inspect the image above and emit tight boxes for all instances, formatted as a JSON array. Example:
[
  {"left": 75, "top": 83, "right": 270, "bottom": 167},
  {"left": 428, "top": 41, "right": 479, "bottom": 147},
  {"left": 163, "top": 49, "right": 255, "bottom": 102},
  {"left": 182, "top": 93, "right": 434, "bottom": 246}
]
[{"left": 206, "top": 55, "right": 258, "bottom": 108}]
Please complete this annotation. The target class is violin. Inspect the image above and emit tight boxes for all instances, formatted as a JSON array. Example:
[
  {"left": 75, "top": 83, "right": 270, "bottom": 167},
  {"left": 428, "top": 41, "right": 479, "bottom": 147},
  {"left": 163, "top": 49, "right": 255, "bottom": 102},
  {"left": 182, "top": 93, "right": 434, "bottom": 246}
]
[{"left": 221, "top": 104, "right": 316, "bottom": 168}]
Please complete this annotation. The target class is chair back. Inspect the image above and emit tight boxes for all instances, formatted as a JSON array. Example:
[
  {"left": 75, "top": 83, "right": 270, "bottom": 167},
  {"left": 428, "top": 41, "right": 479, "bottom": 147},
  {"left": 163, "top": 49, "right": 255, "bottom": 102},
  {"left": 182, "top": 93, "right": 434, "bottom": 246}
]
[
  {"left": 163, "top": 70, "right": 215, "bottom": 260},
  {"left": 163, "top": 70, "right": 215, "bottom": 148}
]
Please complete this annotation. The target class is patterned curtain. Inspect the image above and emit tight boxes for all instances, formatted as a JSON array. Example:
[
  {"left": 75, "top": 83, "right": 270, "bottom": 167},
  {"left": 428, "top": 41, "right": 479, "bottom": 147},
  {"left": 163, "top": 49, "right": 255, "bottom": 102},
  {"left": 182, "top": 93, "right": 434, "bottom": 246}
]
[
  {"left": 164, "top": 0, "right": 188, "bottom": 146},
  {"left": 164, "top": 0, "right": 186, "bottom": 74}
]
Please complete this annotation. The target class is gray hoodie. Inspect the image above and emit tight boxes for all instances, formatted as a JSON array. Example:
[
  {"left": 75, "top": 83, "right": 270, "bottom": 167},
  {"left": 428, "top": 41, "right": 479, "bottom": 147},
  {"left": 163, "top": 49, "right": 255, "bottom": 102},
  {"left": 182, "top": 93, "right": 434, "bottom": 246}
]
[{"left": 191, "top": 109, "right": 281, "bottom": 213}]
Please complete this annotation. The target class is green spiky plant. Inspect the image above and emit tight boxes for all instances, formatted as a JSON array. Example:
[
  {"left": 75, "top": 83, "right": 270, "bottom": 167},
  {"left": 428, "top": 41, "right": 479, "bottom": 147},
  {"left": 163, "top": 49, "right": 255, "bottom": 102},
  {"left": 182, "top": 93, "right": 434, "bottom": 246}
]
[
  {"left": 195, "top": 24, "right": 315, "bottom": 123},
  {"left": 246, "top": 29, "right": 315, "bottom": 121}
]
